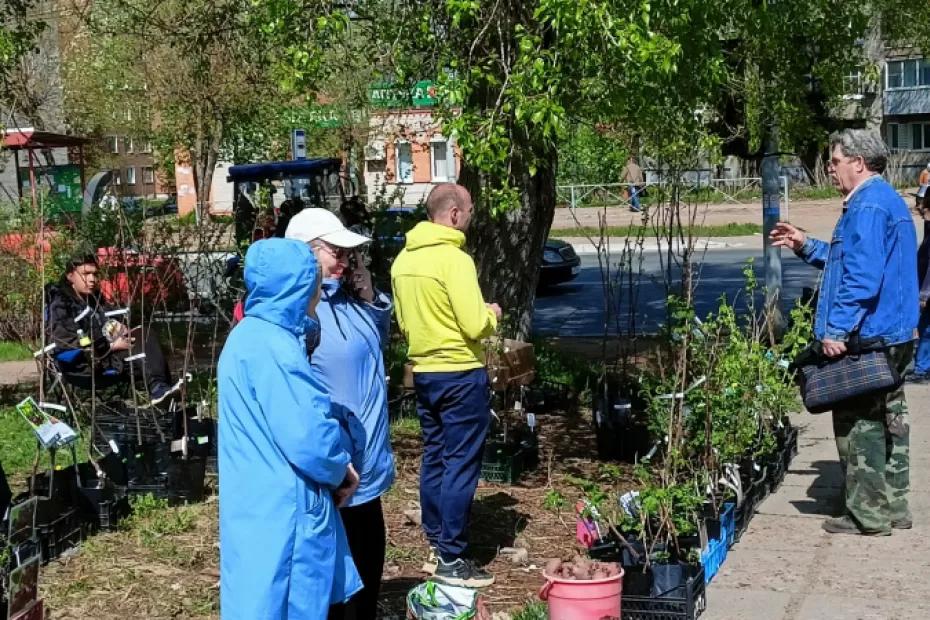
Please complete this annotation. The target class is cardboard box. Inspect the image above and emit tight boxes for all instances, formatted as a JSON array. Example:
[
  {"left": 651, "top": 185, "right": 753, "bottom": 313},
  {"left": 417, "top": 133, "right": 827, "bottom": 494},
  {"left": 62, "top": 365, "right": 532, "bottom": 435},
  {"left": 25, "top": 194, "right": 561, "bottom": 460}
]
[{"left": 485, "top": 338, "right": 535, "bottom": 390}]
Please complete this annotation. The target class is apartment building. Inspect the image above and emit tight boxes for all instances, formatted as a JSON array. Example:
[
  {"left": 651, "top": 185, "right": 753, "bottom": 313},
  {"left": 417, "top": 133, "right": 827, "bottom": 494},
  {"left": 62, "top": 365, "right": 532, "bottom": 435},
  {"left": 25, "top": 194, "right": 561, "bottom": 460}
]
[{"left": 100, "top": 135, "right": 172, "bottom": 199}]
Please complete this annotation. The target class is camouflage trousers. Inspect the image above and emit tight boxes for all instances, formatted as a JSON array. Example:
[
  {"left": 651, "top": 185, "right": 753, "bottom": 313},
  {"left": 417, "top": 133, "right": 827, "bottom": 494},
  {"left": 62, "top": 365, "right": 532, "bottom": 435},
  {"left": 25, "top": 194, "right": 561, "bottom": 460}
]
[{"left": 832, "top": 343, "right": 913, "bottom": 532}]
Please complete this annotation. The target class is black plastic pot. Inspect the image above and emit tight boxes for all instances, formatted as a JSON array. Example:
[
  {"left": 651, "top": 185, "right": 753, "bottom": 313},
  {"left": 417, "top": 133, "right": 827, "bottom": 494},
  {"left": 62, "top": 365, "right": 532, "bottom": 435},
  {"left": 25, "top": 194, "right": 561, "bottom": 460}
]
[
  {"left": 623, "top": 565, "right": 652, "bottom": 596},
  {"left": 651, "top": 562, "right": 686, "bottom": 598},
  {"left": 592, "top": 377, "right": 652, "bottom": 462}
]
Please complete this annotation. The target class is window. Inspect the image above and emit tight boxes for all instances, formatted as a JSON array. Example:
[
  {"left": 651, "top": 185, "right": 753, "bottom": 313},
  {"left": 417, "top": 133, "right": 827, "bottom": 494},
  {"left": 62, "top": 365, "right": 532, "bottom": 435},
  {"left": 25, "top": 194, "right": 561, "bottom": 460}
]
[
  {"left": 111, "top": 169, "right": 121, "bottom": 185},
  {"left": 106, "top": 136, "right": 119, "bottom": 154},
  {"left": 904, "top": 59, "right": 919, "bottom": 87},
  {"left": 126, "top": 137, "right": 134, "bottom": 154},
  {"left": 888, "top": 123, "right": 900, "bottom": 149},
  {"left": 887, "top": 58, "right": 930, "bottom": 89},
  {"left": 140, "top": 141, "right": 152, "bottom": 153},
  {"left": 843, "top": 69, "right": 864, "bottom": 96},
  {"left": 126, "top": 167, "right": 136, "bottom": 185},
  {"left": 395, "top": 141, "right": 413, "bottom": 184},
  {"left": 142, "top": 167, "right": 155, "bottom": 184},
  {"left": 430, "top": 138, "right": 454, "bottom": 181}
]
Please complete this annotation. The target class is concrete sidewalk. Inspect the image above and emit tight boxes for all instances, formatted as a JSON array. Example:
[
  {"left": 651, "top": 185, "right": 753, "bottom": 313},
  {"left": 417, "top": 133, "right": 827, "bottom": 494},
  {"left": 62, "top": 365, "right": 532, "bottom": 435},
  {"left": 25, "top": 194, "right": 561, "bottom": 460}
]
[
  {"left": 704, "top": 382, "right": 930, "bottom": 620},
  {"left": 0, "top": 360, "right": 38, "bottom": 386}
]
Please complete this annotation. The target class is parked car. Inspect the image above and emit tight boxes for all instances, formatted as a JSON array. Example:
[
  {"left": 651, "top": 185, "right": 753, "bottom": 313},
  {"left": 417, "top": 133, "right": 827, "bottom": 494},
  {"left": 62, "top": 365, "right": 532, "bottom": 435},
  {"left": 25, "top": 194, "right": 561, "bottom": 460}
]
[
  {"left": 369, "top": 206, "right": 581, "bottom": 290},
  {"left": 539, "top": 238, "right": 581, "bottom": 287}
]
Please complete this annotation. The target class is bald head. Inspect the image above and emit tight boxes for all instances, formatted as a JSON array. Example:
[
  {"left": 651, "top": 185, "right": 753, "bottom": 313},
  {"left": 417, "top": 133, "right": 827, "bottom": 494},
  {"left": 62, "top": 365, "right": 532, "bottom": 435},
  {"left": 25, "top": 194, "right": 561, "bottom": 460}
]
[{"left": 426, "top": 183, "right": 474, "bottom": 231}]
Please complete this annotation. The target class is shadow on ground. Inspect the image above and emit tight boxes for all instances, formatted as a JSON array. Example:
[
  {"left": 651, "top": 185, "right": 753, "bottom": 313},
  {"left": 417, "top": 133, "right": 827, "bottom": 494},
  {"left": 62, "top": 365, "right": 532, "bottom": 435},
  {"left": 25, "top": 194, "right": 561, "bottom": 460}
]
[
  {"left": 790, "top": 459, "right": 843, "bottom": 516},
  {"left": 470, "top": 491, "right": 531, "bottom": 565}
]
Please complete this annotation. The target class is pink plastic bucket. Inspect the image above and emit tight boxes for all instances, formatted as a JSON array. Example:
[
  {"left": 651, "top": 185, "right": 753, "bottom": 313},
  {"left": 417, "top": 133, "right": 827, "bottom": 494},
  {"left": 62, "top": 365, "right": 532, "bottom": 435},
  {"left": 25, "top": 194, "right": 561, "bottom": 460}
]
[{"left": 539, "top": 569, "right": 624, "bottom": 620}]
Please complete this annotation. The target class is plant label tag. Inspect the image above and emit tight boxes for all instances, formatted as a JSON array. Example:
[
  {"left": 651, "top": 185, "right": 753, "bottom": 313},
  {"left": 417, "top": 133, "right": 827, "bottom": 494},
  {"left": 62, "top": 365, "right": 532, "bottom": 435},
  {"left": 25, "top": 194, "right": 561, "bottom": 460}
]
[
  {"left": 108, "top": 439, "right": 120, "bottom": 454},
  {"left": 526, "top": 413, "right": 536, "bottom": 430},
  {"left": 753, "top": 463, "right": 761, "bottom": 472}
]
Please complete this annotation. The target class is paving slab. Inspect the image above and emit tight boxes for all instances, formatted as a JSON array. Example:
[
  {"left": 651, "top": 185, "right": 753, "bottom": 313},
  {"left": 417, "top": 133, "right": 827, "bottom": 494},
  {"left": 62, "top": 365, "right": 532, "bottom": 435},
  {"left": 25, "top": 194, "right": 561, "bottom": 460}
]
[
  {"left": 704, "top": 384, "right": 930, "bottom": 620},
  {"left": 0, "top": 360, "right": 38, "bottom": 386}
]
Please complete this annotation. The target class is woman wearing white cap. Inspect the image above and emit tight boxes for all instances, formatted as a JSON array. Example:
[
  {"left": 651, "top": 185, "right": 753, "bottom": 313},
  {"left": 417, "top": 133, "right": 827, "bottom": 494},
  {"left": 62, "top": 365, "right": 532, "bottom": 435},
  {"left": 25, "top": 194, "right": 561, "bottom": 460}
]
[{"left": 285, "top": 208, "right": 394, "bottom": 620}]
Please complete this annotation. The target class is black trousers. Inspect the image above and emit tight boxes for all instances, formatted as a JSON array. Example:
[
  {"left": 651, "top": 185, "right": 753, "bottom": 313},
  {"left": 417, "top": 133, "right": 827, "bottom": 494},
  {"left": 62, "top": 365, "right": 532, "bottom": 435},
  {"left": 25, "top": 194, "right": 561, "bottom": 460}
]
[
  {"left": 329, "top": 497, "right": 386, "bottom": 620},
  {"left": 63, "top": 332, "right": 171, "bottom": 395}
]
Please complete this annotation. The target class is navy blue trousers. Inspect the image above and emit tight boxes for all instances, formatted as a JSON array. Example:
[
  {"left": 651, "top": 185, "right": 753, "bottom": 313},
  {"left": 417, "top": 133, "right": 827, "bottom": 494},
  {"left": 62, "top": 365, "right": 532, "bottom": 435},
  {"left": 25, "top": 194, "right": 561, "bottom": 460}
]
[{"left": 414, "top": 368, "right": 491, "bottom": 561}]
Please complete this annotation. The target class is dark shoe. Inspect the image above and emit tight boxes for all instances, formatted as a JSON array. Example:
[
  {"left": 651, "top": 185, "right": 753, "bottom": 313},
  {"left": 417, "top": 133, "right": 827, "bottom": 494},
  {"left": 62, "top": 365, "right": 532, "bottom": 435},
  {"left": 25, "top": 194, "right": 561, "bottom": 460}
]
[
  {"left": 892, "top": 517, "right": 913, "bottom": 529},
  {"left": 150, "top": 381, "right": 181, "bottom": 406},
  {"left": 822, "top": 515, "right": 890, "bottom": 536},
  {"left": 905, "top": 372, "right": 929, "bottom": 384},
  {"left": 629, "top": 206, "right": 642, "bottom": 213},
  {"left": 433, "top": 558, "right": 495, "bottom": 588},
  {"left": 891, "top": 510, "right": 913, "bottom": 530}
]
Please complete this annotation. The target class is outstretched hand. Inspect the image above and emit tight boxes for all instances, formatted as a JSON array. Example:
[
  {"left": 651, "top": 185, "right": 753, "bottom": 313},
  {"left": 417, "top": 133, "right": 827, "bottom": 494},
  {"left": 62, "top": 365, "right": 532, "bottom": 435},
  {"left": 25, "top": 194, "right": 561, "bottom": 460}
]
[{"left": 769, "top": 222, "right": 806, "bottom": 252}]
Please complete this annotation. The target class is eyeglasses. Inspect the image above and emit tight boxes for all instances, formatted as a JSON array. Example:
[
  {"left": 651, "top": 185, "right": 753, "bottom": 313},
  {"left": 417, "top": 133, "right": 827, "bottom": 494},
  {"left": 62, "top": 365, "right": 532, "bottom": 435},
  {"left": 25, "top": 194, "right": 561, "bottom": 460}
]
[
  {"left": 827, "top": 156, "right": 859, "bottom": 170},
  {"left": 311, "top": 241, "right": 347, "bottom": 259}
]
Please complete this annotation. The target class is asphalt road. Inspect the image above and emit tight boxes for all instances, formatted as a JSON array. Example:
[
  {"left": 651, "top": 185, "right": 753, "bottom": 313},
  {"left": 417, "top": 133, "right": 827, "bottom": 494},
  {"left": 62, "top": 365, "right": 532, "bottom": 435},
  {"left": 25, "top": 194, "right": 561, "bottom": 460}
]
[{"left": 533, "top": 247, "right": 820, "bottom": 337}]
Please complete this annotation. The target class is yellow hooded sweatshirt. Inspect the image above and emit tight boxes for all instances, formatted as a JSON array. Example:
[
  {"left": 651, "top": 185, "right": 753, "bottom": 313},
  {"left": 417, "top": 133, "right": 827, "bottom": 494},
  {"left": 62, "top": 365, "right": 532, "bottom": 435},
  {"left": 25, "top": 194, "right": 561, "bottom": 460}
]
[{"left": 391, "top": 221, "right": 498, "bottom": 372}]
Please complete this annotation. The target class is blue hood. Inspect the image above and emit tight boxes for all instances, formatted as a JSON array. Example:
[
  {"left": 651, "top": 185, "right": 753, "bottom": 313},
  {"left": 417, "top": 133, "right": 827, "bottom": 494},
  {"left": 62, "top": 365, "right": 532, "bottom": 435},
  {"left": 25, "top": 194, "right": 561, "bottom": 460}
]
[{"left": 244, "top": 239, "right": 318, "bottom": 334}]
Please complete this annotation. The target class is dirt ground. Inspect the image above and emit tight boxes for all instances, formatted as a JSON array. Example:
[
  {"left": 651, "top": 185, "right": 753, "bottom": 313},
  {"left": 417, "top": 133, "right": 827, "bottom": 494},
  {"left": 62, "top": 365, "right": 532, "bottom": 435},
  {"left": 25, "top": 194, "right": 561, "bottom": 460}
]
[
  {"left": 379, "top": 409, "right": 634, "bottom": 617},
  {"left": 33, "top": 403, "right": 629, "bottom": 619}
]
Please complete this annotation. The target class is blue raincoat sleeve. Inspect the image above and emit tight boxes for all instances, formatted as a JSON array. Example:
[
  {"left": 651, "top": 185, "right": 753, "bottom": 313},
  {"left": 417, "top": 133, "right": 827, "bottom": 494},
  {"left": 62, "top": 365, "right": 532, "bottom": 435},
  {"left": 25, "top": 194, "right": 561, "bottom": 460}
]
[{"left": 256, "top": 352, "right": 350, "bottom": 488}]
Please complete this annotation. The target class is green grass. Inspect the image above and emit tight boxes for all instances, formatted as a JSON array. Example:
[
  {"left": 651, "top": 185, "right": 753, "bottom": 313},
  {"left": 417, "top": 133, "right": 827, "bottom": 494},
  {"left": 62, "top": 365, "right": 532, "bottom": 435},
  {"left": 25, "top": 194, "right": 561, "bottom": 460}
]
[
  {"left": 552, "top": 222, "right": 762, "bottom": 237},
  {"left": 0, "top": 340, "right": 33, "bottom": 362},
  {"left": 0, "top": 406, "right": 91, "bottom": 481},
  {"left": 390, "top": 415, "right": 420, "bottom": 439},
  {"left": 0, "top": 407, "right": 41, "bottom": 477}
]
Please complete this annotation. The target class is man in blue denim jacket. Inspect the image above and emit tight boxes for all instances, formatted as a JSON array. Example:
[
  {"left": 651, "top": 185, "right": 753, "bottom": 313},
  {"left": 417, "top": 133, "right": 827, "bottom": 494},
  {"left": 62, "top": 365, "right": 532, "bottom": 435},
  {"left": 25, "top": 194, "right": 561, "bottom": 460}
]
[{"left": 772, "top": 129, "right": 917, "bottom": 536}]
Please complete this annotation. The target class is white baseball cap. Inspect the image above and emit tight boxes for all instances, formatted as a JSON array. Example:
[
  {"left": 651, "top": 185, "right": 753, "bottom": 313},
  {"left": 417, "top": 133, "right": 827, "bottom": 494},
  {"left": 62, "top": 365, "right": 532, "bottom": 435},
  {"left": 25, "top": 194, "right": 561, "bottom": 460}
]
[{"left": 284, "top": 208, "right": 370, "bottom": 248}]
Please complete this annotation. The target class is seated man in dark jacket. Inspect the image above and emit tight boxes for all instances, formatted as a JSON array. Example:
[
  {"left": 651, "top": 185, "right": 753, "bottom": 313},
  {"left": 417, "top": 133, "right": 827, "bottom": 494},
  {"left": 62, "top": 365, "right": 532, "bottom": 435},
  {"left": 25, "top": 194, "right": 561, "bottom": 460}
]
[{"left": 46, "top": 253, "right": 179, "bottom": 405}]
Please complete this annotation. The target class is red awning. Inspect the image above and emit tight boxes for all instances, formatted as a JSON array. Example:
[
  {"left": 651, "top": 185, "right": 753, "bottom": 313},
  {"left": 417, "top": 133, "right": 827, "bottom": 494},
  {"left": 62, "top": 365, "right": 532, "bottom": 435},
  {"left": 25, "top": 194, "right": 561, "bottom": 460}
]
[{"left": 2, "top": 127, "right": 91, "bottom": 150}]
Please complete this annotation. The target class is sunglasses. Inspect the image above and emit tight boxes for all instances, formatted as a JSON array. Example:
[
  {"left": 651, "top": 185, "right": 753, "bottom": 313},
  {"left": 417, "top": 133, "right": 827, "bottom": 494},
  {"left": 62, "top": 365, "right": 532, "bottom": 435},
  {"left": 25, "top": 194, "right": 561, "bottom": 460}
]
[{"left": 312, "top": 241, "right": 348, "bottom": 259}]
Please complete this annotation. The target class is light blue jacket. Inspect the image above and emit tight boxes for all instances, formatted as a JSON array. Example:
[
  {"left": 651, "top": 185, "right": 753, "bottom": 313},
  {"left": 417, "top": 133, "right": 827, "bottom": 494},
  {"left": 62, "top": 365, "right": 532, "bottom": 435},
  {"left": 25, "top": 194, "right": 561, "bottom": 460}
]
[
  {"left": 218, "top": 239, "right": 361, "bottom": 619},
  {"left": 312, "top": 279, "right": 395, "bottom": 507},
  {"left": 798, "top": 175, "right": 918, "bottom": 345}
]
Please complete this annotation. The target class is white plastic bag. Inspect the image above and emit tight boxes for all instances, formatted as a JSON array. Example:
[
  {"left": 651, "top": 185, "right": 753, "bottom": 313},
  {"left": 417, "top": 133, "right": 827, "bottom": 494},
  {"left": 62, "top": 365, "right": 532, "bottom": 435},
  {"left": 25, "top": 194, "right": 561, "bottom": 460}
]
[{"left": 406, "top": 581, "right": 480, "bottom": 620}]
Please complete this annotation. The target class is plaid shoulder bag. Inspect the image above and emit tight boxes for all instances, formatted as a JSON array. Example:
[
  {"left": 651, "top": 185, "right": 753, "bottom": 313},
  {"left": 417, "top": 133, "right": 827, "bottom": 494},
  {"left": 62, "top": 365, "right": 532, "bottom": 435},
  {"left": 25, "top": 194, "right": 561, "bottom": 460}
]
[{"left": 791, "top": 336, "right": 900, "bottom": 414}]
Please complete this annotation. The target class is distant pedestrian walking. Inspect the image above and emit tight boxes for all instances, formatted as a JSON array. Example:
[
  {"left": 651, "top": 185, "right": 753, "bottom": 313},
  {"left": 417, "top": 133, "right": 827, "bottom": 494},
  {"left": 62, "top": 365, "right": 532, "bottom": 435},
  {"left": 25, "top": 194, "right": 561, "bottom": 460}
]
[{"left": 620, "top": 156, "right": 645, "bottom": 212}]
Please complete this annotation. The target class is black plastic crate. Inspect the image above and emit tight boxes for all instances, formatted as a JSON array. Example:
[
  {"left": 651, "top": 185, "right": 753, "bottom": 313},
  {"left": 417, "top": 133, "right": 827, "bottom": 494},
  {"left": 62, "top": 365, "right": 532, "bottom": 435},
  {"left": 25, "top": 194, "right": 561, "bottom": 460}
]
[
  {"left": 37, "top": 507, "right": 83, "bottom": 564},
  {"left": 76, "top": 480, "right": 129, "bottom": 532},
  {"left": 622, "top": 565, "right": 707, "bottom": 620},
  {"left": 481, "top": 449, "right": 525, "bottom": 484}
]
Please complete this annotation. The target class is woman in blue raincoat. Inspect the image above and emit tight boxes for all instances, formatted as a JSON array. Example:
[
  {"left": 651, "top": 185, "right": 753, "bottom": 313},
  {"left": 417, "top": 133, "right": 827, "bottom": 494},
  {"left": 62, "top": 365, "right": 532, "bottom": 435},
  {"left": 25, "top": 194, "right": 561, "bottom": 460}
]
[{"left": 217, "top": 238, "right": 362, "bottom": 619}]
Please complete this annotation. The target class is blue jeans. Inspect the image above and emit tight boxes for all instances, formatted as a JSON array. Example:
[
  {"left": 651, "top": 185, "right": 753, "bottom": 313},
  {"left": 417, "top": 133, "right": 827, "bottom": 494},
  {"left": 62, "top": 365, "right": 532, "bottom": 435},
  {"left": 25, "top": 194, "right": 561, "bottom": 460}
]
[
  {"left": 915, "top": 310, "right": 930, "bottom": 374},
  {"left": 629, "top": 186, "right": 642, "bottom": 210},
  {"left": 414, "top": 368, "right": 491, "bottom": 561}
]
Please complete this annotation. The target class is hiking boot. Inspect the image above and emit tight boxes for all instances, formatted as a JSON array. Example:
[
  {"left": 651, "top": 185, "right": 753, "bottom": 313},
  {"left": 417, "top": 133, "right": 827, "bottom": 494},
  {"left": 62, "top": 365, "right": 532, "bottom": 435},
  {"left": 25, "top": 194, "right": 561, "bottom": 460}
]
[
  {"left": 433, "top": 558, "right": 495, "bottom": 588},
  {"left": 421, "top": 547, "right": 438, "bottom": 574},
  {"left": 891, "top": 510, "right": 913, "bottom": 530},
  {"left": 892, "top": 517, "right": 913, "bottom": 530},
  {"left": 822, "top": 515, "right": 891, "bottom": 536}
]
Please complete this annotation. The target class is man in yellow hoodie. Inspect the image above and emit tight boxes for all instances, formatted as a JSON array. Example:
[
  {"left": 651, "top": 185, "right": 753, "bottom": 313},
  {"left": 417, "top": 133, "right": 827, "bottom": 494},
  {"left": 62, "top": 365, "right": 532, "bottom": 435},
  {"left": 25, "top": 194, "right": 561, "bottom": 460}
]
[{"left": 391, "top": 183, "right": 501, "bottom": 588}]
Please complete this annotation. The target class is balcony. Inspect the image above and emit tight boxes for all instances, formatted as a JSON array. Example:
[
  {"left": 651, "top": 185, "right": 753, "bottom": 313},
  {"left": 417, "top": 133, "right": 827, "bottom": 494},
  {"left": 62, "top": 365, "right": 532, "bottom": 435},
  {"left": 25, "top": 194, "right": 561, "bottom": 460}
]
[{"left": 884, "top": 87, "right": 930, "bottom": 115}]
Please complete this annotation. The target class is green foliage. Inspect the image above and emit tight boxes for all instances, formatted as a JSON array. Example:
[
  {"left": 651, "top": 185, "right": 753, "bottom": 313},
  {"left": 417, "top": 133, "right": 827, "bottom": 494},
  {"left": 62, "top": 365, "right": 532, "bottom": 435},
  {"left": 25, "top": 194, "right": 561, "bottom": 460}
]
[
  {"left": 542, "top": 489, "right": 566, "bottom": 513},
  {"left": 557, "top": 124, "right": 629, "bottom": 185},
  {"left": 532, "top": 340, "right": 598, "bottom": 393},
  {"left": 123, "top": 493, "right": 197, "bottom": 544},
  {"left": 511, "top": 601, "right": 548, "bottom": 620}
]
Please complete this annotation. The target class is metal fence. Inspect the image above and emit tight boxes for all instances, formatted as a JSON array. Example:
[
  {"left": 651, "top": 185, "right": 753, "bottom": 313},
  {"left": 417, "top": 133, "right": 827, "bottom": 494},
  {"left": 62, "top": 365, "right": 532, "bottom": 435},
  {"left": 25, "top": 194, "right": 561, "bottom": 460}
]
[{"left": 556, "top": 177, "right": 790, "bottom": 211}]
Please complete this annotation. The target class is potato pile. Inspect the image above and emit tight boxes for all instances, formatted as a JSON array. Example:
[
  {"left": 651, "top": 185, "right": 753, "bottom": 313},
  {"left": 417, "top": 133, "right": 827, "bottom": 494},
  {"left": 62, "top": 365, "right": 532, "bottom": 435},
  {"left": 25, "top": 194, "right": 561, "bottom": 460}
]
[{"left": 544, "top": 555, "right": 621, "bottom": 581}]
